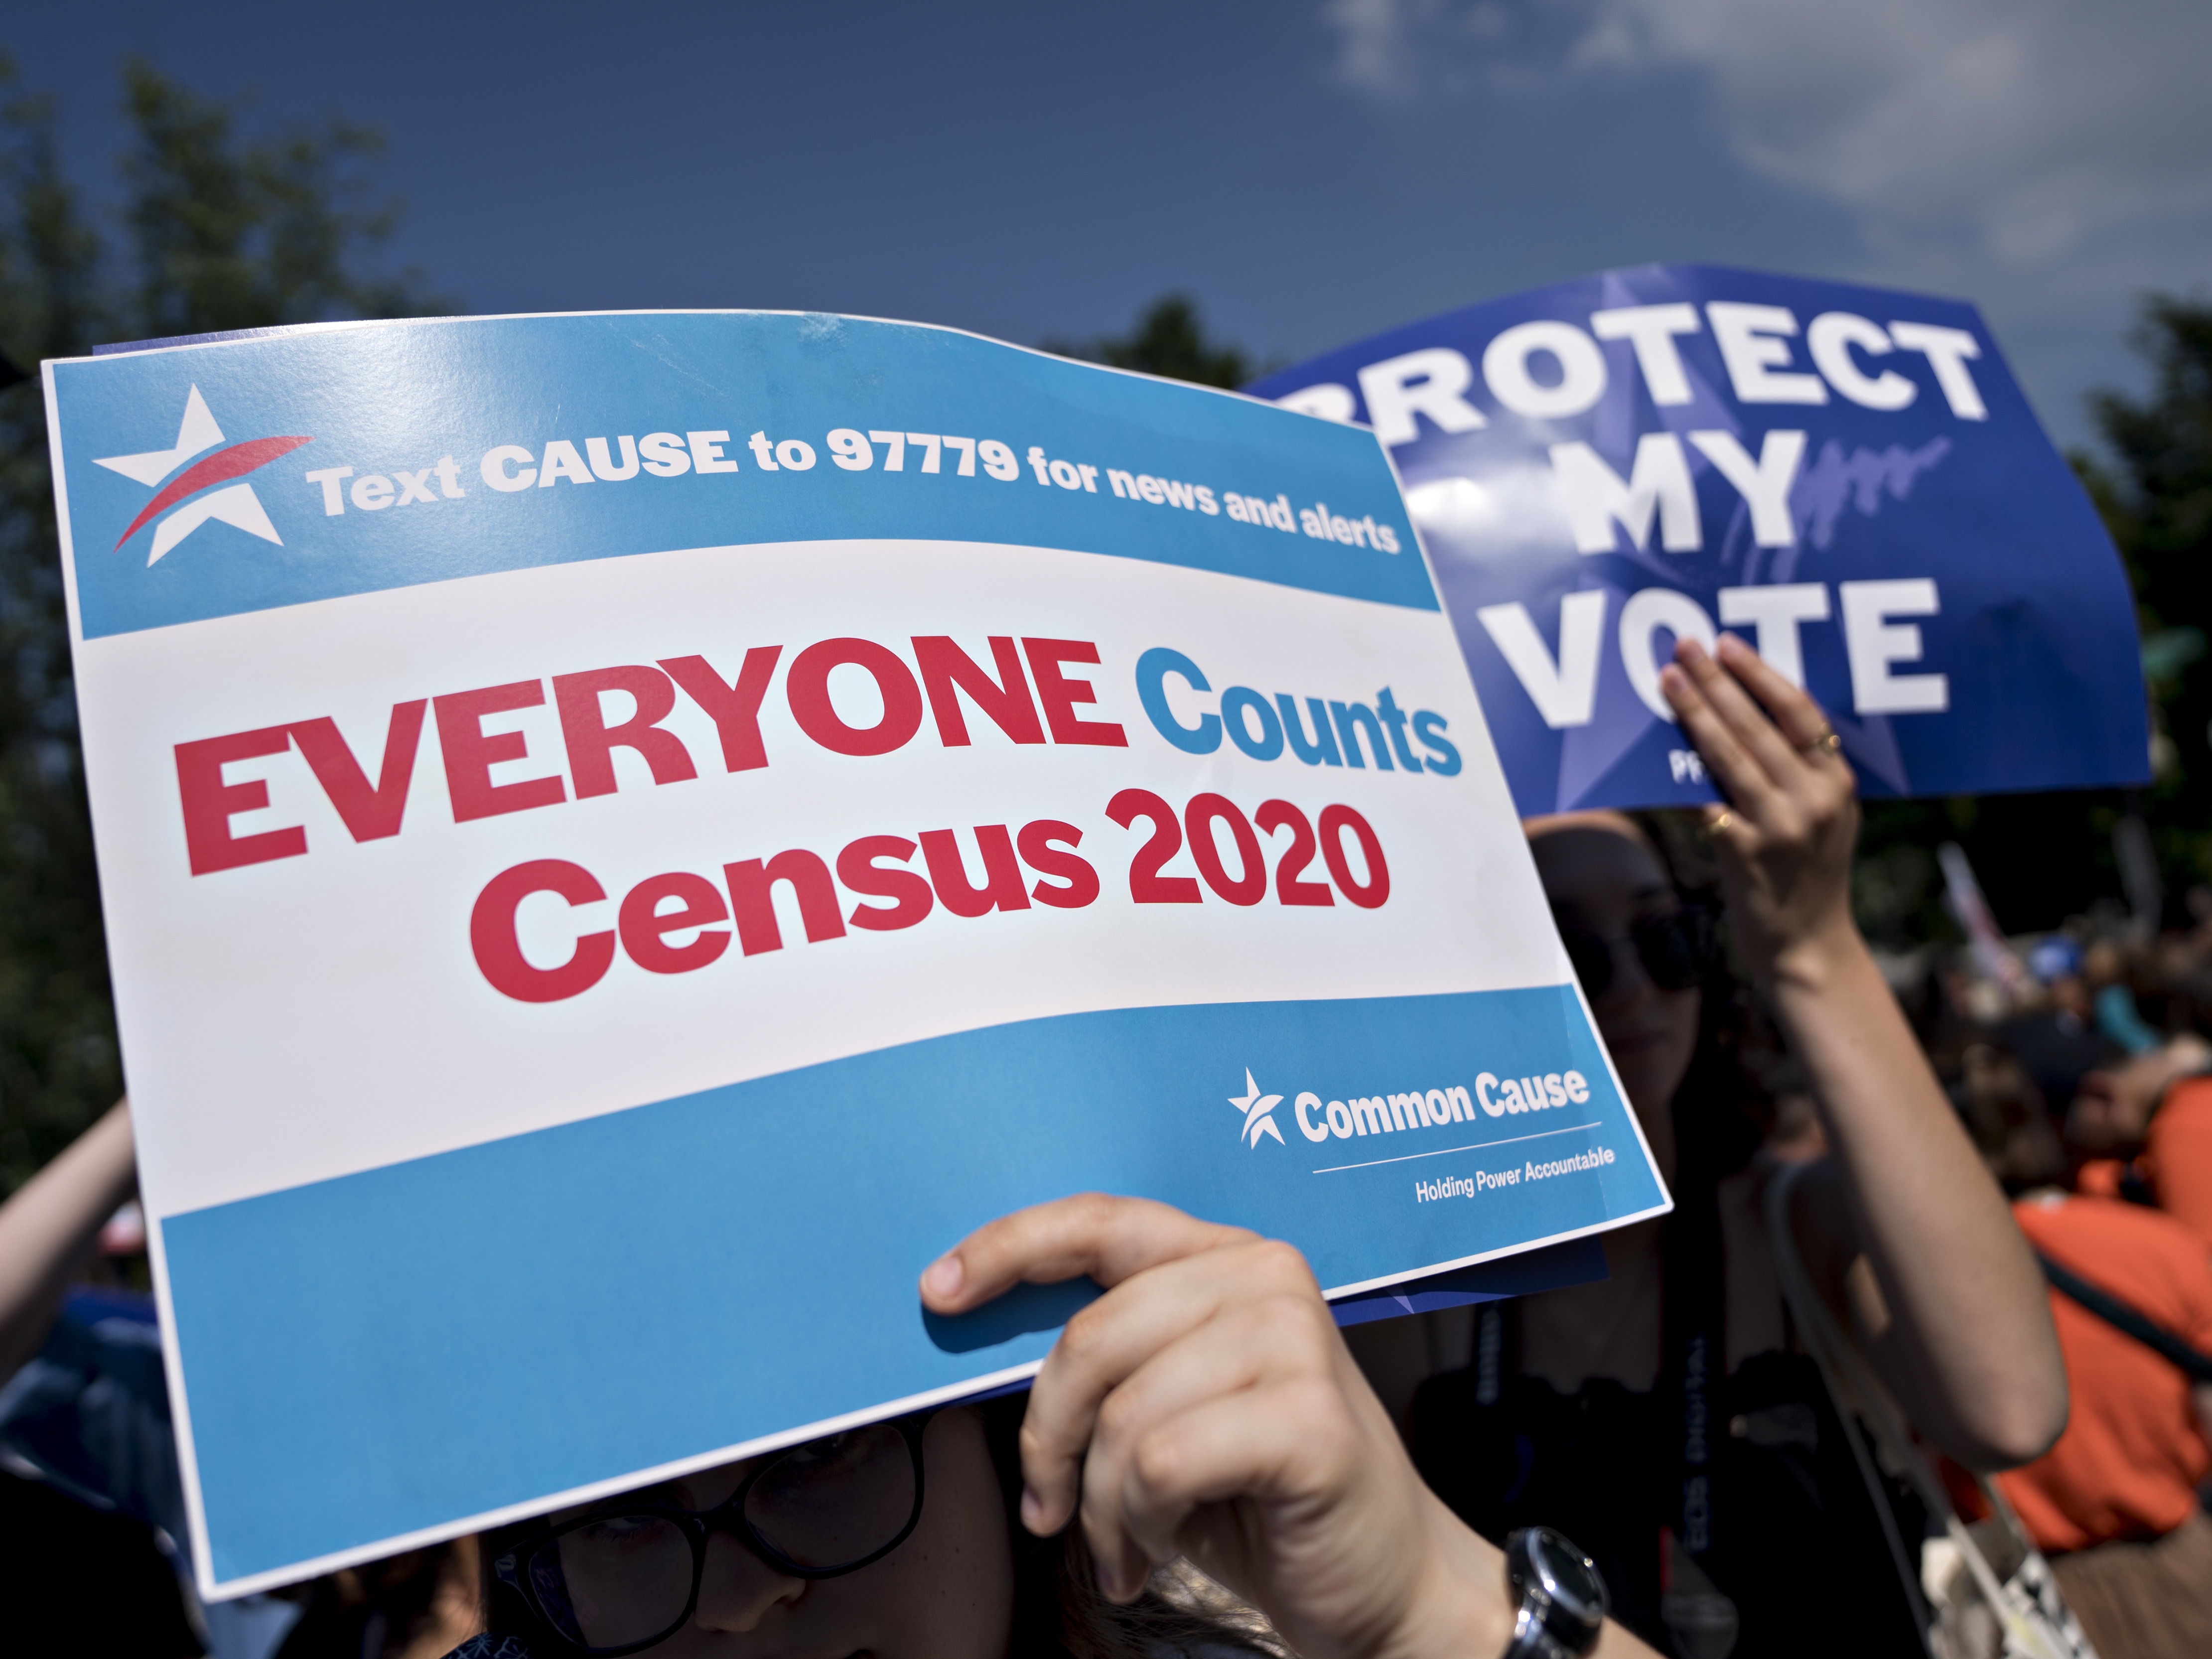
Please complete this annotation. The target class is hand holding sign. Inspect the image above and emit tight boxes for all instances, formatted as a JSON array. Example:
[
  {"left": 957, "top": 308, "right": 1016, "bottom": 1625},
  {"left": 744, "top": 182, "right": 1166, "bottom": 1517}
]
[
  {"left": 1658, "top": 634, "right": 1860, "bottom": 985},
  {"left": 922, "top": 1194, "right": 1648, "bottom": 1659}
]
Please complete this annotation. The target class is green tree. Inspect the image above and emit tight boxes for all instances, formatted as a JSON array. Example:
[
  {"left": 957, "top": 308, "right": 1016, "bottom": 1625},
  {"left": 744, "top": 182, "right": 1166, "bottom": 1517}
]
[
  {"left": 0, "top": 56, "right": 440, "bottom": 1191},
  {"left": 2079, "top": 296, "right": 2212, "bottom": 894},
  {"left": 1046, "top": 292, "right": 1268, "bottom": 389},
  {"left": 2092, "top": 299, "right": 2212, "bottom": 629}
]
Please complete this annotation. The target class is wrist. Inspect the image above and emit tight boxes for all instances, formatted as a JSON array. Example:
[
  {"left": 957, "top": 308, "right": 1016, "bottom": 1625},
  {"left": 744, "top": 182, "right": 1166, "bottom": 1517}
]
[
  {"left": 1367, "top": 1495, "right": 1517, "bottom": 1659},
  {"left": 1754, "top": 912, "right": 1867, "bottom": 997}
]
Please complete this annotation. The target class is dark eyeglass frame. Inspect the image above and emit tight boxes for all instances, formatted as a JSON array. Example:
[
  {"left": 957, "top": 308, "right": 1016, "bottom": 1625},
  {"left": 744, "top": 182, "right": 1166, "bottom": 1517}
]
[
  {"left": 1555, "top": 905, "right": 1720, "bottom": 999},
  {"left": 495, "top": 1410, "right": 936, "bottom": 1657}
]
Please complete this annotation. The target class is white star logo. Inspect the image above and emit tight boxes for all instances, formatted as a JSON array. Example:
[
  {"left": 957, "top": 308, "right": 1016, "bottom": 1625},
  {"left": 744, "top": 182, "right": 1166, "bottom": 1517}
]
[
  {"left": 93, "top": 384, "right": 314, "bottom": 566},
  {"left": 1229, "top": 1069, "right": 1285, "bottom": 1148}
]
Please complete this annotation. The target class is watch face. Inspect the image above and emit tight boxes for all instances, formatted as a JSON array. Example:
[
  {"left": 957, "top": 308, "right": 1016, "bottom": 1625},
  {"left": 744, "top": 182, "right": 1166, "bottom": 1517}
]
[{"left": 1532, "top": 1530, "right": 1607, "bottom": 1625}]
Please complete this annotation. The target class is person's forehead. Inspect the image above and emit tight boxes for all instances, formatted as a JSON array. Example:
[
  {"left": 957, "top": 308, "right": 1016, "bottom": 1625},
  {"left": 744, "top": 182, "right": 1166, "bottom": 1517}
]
[
  {"left": 569, "top": 1451, "right": 755, "bottom": 1517},
  {"left": 1525, "top": 820, "right": 1671, "bottom": 904}
]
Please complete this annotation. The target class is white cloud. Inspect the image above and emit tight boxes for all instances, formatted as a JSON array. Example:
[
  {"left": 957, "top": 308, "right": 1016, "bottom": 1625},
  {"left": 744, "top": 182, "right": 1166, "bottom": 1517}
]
[
  {"left": 1324, "top": 0, "right": 2212, "bottom": 265},
  {"left": 1322, "top": 0, "right": 1518, "bottom": 102}
]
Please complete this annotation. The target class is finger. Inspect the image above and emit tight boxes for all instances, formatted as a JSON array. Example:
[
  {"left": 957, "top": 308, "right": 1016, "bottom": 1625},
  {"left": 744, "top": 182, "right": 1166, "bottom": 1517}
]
[
  {"left": 1699, "top": 802, "right": 1751, "bottom": 850},
  {"left": 1706, "top": 637, "right": 1860, "bottom": 808},
  {"left": 1712, "top": 631, "right": 1835, "bottom": 752},
  {"left": 1659, "top": 656, "right": 1780, "bottom": 814},
  {"left": 919, "top": 1193, "right": 1249, "bottom": 1313},
  {"left": 1097, "top": 1378, "right": 1358, "bottom": 1601},
  {"left": 1077, "top": 1315, "right": 1276, "bottom": 1586},
  {"left": 1069, "top": 1273, "right": 1332, "bottom": 1543},
  {"left": 1676, "top": 636, "right": 1804, "bottom": 786},
  {"left": 1024, "top": 1238, "right": 1317, "bottom": 1533}
]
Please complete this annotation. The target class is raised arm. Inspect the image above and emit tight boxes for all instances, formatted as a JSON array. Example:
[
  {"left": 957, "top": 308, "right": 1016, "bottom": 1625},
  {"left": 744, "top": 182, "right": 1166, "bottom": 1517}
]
[
  {"left": 1659, "top": 635, "right": 2065, "bottom": 1467},
  {"left": 0, "top": 1100, "right": 138, "bottom": 1380},
  {"left": 923, "top": 1193, "right": 1659, "bottom": 1659}
]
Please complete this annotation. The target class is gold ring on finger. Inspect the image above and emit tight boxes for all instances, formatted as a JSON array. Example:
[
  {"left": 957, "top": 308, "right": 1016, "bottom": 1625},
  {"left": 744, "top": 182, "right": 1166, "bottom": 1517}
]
[
  {"left": 1802, "top": 729, "right": 1842, "bottom": 758},
  {"left": 1710, "top": 809, "right": 1734, "bottom": 833}
]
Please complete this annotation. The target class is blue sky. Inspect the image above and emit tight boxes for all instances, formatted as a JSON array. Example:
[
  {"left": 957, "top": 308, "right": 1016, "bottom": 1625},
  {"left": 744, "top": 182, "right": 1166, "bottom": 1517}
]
[{"left": 10, "top": 0, "right": 2209, "bottom": 454}]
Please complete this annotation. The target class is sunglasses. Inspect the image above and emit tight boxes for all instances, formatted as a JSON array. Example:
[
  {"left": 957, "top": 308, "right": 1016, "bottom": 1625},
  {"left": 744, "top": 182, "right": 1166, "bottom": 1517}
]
[
  {"left": 496, "top": 1411, "right": 936, "bottom": 1656},
  {"left": 1555, "top": 907, "right": 1721, "bottom": 998}
]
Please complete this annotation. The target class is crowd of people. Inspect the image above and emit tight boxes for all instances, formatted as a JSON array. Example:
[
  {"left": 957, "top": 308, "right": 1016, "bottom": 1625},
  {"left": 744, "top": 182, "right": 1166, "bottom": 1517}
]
[
  {"left": 1906, "top": 865, "right": 2212, "bottom": 1658},
  {"left": 3, "top": 634, "right": 2209, "bottom": 1659}
]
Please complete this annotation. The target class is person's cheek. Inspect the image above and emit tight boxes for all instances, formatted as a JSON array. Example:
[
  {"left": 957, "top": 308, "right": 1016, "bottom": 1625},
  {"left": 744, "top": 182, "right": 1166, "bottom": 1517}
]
[
  {"left": 869, "top": 1413, "right": 1014, "bottom": 1659},
  {"left": 1640, "top": 990, "right": 1701, "bottom": 1102}
]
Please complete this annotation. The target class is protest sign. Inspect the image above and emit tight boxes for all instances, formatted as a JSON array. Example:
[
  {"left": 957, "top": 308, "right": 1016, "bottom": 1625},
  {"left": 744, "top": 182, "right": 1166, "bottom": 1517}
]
[
  {"left": 1249, "top": 265, "right": 2148, "bottom": 817},
  {"left": 44, "top": 311, "right": 1666, "bottom": 1595}
]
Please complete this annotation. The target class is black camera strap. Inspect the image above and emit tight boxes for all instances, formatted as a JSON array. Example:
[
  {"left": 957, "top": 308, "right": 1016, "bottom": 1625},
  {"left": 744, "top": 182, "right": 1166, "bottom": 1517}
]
[
  {"left": 2036, "top": 1250, "right": 2212, "bottom": 1384},
  {"left": 1661, "top": 1171, "right": 1728, "bottom": 1560}
]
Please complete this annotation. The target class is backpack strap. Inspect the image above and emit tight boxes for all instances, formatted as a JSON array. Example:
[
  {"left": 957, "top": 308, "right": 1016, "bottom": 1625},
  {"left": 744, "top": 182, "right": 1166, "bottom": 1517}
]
[{"left": 2035, "top": 1250, "right": 2212, "bottom": 1384}]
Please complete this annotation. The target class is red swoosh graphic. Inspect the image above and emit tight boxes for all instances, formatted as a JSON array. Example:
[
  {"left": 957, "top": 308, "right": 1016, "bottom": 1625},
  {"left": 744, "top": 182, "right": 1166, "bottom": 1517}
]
[{"left": 113, "top": 435, "right": 315, "bottom": 550}]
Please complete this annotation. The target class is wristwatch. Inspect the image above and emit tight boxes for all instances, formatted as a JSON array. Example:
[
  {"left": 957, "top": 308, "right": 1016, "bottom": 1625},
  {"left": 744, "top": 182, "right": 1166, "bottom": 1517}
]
[{"left": 1502, "top": 1526, "right": 1608, "bottom": 1659}]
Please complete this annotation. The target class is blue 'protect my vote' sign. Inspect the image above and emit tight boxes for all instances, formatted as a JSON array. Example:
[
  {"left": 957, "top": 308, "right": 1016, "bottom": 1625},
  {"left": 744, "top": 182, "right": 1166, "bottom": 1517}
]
[{"left": 1249, "top": 265, "right": 2147, "bottom": 815}]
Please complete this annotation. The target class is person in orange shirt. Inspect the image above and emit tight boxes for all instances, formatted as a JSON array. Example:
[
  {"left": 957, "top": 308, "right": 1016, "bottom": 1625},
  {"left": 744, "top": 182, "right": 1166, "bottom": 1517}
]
[
  {"left": 1998, "top": 1188, "right": 2212, "bottom": 1659},
  {"left": 2067, "top": 1036, "right": 2212, "bottom": 1238},
  {"left": 2143, "top": 1074, "right": 2212, "bottom": 1248}
]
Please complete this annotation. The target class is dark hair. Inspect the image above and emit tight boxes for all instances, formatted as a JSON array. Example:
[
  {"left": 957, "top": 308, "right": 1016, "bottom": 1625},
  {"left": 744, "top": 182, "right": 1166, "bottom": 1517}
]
[
  {"left": 974, "top": 1395, "right": 1282, "bottom": 1657},
  {"left": 1626, "top": 809, "right": 1777, "bottom": 1184},
  {"left": 478, "top": 1395, "right": 1280, "bottom": 1659},
  {"left": 279, "top": 1540, "right": 474, "bottom": 1659}
]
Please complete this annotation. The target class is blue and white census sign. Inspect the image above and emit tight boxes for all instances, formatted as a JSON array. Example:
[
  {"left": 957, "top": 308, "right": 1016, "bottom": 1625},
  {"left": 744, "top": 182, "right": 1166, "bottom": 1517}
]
[
  {"left": 42, "top": 311, "right": 1666, "bottom": 1595},
  {"left": 1249, "top": 265, "right": 2148, "bottom": 815}
]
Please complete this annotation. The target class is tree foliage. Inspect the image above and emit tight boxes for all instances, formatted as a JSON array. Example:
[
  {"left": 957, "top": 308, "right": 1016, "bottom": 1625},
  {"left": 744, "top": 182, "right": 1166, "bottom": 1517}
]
[
  {"left": 2078, "top": 297, "right": 2212, "bottom": 894},
  {"left": 0, "top": 56, "right": 439, "bottom": 1191},
  {"left": 2093, "top": 298, "right": 2212, "bottom": 629},
  {"left": 1045, "top": 293, "right": 1265, "bottom": 390}
]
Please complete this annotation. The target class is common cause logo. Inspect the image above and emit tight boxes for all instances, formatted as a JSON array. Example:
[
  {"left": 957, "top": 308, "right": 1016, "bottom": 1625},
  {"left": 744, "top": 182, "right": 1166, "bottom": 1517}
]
[
  {"left": 1228, "top": 1070, "right": 1285, "bottom": 1148},
  {"left": 95, "top": 385, "right": 312, "bottom": 565}
]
